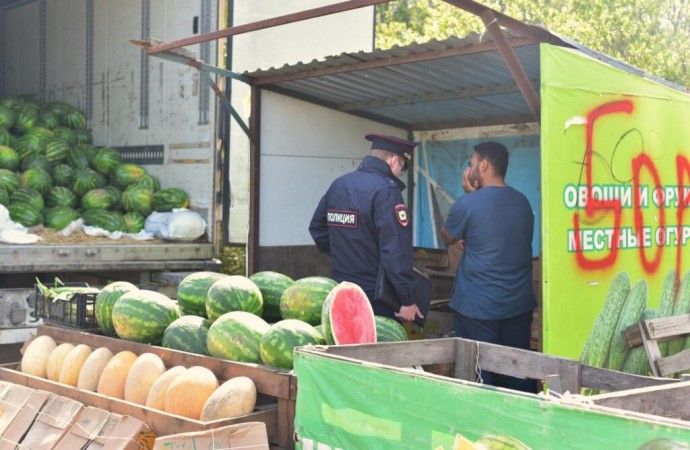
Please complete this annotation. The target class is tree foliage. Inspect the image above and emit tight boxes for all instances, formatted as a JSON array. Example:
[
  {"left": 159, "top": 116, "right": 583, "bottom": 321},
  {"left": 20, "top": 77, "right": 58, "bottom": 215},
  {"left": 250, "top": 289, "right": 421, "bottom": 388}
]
[{"left": 375, "top": 0, "right": 690, "bottom": 87}]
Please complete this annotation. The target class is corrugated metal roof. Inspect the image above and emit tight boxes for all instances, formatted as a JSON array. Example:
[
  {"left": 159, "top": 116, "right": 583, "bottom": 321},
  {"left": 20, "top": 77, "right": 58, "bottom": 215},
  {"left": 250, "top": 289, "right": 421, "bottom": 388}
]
[
  {"left": 244, "top": 33, "right": 548, "bottom": 130},
  {"left": 243, "top": 30, "right": 688, "bottom": 131}
]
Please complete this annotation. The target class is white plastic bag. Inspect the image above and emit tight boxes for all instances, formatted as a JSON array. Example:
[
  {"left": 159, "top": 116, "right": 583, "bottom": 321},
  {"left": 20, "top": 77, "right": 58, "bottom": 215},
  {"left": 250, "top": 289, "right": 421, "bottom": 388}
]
[{"left": 144, "top": 209, "right": 206, "bottom": 241}]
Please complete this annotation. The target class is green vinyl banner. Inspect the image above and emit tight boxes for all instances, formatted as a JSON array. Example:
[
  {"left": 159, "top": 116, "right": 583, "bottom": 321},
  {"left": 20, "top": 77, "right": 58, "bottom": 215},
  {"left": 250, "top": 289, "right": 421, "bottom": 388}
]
[
  {"left": 540, "top": 44, "right": 690, "bottom": 363},
  {"left": 293, "top": 348, "right": 690, "bottom": 449}
]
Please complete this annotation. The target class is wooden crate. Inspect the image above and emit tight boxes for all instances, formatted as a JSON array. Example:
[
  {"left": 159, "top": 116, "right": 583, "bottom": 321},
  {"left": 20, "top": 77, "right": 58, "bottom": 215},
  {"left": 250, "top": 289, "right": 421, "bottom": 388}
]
[
  {"left": 314, "top": 337, "right": 678, "bottom": 394},
  {"left": 7, "top": 325, "right": 297, "bottom": 450}
]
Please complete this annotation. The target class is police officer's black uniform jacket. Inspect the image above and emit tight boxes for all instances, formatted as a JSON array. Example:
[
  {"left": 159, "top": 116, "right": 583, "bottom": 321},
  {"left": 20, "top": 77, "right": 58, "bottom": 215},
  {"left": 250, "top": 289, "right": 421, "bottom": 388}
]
[{"left": 309, "top": 155, "right": 416, "bottom": 313}]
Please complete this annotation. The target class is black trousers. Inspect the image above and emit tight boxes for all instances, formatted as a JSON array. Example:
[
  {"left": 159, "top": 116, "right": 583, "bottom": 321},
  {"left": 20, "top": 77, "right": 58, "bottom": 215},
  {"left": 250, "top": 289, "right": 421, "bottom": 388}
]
[{"left": 453, "top": 310, "right": 537, "bottom": 394}]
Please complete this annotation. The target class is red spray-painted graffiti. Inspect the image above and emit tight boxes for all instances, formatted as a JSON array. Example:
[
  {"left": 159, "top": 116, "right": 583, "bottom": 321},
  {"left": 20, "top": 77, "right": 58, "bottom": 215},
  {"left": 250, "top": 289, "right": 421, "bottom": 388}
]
[{"left": 572, "top": 99, "right": 690, "bottom": 279}]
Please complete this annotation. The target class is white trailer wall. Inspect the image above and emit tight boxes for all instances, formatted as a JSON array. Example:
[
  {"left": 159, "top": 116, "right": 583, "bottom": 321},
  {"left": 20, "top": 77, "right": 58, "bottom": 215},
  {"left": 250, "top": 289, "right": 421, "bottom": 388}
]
[
  {"left": 1, "top": 0, "right": 219, "bottom": 231},
  {"left": 259, "top": 91, "right": 406, "bottom": 246},
  {"left": 229, "top": 0, "right": 375, "bottom": 244}
]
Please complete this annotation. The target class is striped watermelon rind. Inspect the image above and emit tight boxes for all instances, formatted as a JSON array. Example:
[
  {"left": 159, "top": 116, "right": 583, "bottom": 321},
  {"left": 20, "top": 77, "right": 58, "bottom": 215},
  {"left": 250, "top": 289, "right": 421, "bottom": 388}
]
[
  {"left": 0, "top": 145, "right": 19, "bottom": 171},
  {"left": 42, "top": 206, "right": 79, "bottom": 230},
  {"left": 206, "top": 275, "right": 263, "bottom": 322},
  {"left": 81, "top": 188, "right": 114, "bottom": 210},
  {"left": 176, "top": 271, "right": 229, "bottom": 318},
  {"left": 279, "top": 276, "right": 337, "bottom": 326},
  {"left": 206, "top": 311, "right": 270, "bottom": 363},
  {"left": 111, "top": 289, "right": 180, "bottom": 344},
  {"left": 321, "top": 281, "right": 377, "bottom": 345},
  {"left": 95, "top": 281, "right": 138, "bottom": 337},
  {"left": 152, "top": 188, "right": 189, "bottom": 212},
  {"left": 375, "top": 316, "right": 408, "bottom": 342},
  {"left": 8, "top": 204, "right": 42, "bottom": 227},
  {"left": 162, "top": 315, "right": 210, "bottom": 355},
  {"left": 46, "top": 186, "right": 78, "bottom": 208},
  {"left": 0, "top": 169, "right": 19, "bottom": 193},
  {"left": 249, "top": 271, "right": 295, "bottom": 322},
  {"left": 259, "top": 319, "right": 325, "bottom": 369}
]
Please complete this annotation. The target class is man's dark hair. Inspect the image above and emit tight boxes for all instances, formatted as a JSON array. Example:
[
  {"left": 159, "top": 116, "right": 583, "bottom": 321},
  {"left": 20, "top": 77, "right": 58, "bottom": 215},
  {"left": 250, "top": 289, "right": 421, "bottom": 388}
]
[{"left": 474, "top": 141, "right": 508, "bottom": 178}]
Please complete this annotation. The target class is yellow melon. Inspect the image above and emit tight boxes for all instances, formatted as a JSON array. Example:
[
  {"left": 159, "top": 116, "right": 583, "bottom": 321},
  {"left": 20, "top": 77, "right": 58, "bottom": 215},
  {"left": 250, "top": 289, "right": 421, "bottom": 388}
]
[
  {"left": 58, "top": 344, "right": 92, "bottom": 386},
  {"left": 20, "top": 335, "right": 57, "bottom": 378},
  {"left": 76, "top": 347, "right": 114, "bottom": 391},
  {"left": 200, "top": 376, "right": 257, "bottom": 421},
  {"left": 145, "top": 366, "right": 187, "bottom": 410},
  {"left": 96, "top": 350, "right": 138, "bottom": 399},
  {"left": 165, "top": 366, "right": 219, "bottom": 419},
  {"left": 46, "top": 343, "right": 76, "bottom": 381},
  {"left": 124, "top": 353, "right": 166, "bottom": 404}
]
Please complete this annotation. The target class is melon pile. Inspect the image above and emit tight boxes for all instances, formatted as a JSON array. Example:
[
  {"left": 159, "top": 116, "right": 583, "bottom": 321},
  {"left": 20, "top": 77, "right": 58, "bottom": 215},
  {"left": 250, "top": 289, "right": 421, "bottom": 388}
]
[
  {"left": 20, "top": 335, "right": 257, "bottom": 421},
  {"left": 0, "top": 95, "right": 191, "bottom": 233}
]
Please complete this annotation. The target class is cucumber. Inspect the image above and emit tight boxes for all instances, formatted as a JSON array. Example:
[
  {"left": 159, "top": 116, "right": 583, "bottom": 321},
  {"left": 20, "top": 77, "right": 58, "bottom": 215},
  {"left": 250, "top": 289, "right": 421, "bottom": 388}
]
[
  {"left": 668, "top": 271, "right": 690, "bottom": 356},
  {"left": 581, "top": 272, "right": 631, "bottom": 367},
  {"left": 607, "top": 279, "right": 648, "bottom": 371},
  {"left": 657, "top": 270, "right": 678, "bottom": 358},
  {"left": 621, "top": 308, "right": 656, "bottom": 376}
]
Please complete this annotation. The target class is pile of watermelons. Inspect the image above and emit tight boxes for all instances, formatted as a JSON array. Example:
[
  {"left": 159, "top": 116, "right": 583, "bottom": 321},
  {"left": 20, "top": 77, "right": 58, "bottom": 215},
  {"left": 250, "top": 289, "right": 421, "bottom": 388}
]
[
  {"left": 94, "top": 272, "right": 409, "bottom": 371},
  {"left": 0, "top": 95, "right": 190, "bottom": 232}
]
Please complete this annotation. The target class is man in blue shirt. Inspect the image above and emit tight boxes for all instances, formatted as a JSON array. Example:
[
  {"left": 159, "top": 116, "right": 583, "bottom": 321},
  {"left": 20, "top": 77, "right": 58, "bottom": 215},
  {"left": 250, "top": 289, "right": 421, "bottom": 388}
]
[
  {"left": 441, "top": 141, "right": 536, "bottom": 393},
  {"left": 309, "top": 133, "right": 423, "bottom": 323}
]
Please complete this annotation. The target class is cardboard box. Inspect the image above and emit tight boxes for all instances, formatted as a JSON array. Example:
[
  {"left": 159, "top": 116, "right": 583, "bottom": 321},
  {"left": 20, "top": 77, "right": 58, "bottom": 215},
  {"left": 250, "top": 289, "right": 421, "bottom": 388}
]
[
  {"left": 0, "top": 384, "right": 39, "bottom": 436},
  {"left": 0, "top": 390, "right": 55, "bottom": 449},
  {"left": 54, "top": 406, "right": 155, "bottom": 450},
  {"left": 17, "top": 394, "right": 84, "bottom": 449},
  {"left": 152, "top": 422, "right": 269, "bottom": 450}
]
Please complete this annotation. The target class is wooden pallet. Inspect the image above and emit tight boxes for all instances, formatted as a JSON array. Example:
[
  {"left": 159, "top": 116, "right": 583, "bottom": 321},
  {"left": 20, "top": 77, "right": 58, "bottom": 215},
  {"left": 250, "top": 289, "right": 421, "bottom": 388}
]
[
  {"left": 623, "top": 313, "right": 690, "bottom": 377},
  {"left": 6, "top": 325, "right": 297, "bottom": 450}
]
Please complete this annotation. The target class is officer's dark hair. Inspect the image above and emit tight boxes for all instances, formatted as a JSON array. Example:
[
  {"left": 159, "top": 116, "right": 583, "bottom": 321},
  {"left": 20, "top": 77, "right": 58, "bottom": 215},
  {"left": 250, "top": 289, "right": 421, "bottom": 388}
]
[{"left": 474, "top": 141, "right": 508, "bottom": 178}]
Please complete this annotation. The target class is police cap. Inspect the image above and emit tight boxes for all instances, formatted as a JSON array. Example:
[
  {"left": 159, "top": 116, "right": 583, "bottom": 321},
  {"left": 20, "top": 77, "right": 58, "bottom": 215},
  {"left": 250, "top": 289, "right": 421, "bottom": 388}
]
[{"left": 365, "top": 133, "right": 418, "bottom": 170}]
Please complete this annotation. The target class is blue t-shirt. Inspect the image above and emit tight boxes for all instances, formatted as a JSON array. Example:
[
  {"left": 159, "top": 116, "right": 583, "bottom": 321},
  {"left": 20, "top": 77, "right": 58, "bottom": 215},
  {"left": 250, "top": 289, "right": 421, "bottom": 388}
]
[{"left": 444, "top": 186, "right": 536, "bottom": 320}]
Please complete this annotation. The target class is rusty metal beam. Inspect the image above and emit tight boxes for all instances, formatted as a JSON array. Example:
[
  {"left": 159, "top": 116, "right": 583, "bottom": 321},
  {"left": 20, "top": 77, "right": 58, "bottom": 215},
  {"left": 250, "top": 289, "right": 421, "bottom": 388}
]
[
  {"left": 481, "top": 10, "right": 540, "bottom": 122},
  {"left": 148, "top": 0, "right": 390, "bottom": 55},
  {"left": 441, "top": 0, "right": 553, "bottom": 42},
  {"left": 247, "top": 86, "right": 261, "bottom": 275},
  {"left": 252, "top": 36, "right": 539, "bottom": 86}
]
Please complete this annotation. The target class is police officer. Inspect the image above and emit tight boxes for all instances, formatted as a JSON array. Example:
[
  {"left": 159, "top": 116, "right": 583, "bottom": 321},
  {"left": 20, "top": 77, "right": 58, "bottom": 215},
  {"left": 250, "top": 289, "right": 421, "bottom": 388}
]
[{"left": 309, "top": 133, "right": 423, "bottom": 323}]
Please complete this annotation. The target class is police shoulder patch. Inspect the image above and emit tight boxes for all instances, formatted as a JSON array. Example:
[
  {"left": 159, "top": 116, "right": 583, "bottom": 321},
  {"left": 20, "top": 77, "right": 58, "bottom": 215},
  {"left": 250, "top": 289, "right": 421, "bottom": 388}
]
[{"left": 394, "top": 204, "right": 409, "bottom": 227}]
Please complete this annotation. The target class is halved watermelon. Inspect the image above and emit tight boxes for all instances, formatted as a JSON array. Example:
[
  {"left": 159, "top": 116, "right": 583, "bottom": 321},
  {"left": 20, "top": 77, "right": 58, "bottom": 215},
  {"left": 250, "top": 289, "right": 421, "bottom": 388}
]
[{"left": 320, "top": 282, "right": 377, "bottom": 345}]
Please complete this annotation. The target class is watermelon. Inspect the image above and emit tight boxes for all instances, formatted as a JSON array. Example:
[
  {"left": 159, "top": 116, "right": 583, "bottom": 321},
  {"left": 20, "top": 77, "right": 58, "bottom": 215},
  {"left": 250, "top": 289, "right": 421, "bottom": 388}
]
[
  {"left": 52, "top": 164, "right": 74, "bottom": 187},
  {"left": 123, "top": 212, "right": 145, "bottom": 234},
  {"left": 0, "top": 187, "right": 8, "bottom": 206},
  {"left": 259, "top": 319, "right": 325, "bottom": 369},
  {"left": 279, "top": 276, "right": 337, "bottom": 326},
  {"left": 122, "top": 185, "right": 154, "bottom": 217},
  {"left": 67, "top": 144, "right": 91, "bottom": 168},
  {"left": 111, "top": 290, "right": 180, "bottom": 344},
  {"left": 44, "top": 101, "right": 73, "bottom": 116},
  {"left": 0, "top": 128, "right": 12, "bottom": 146},
  {"left": 10, "top": 187, "right": 44, "bottom": 211},
  {"left": 91, "top": 147, "right": 122, "bottom": 175},
  {"left": 44, "top": 138, "right": 69, "bottom": 164},
  {"left": 0, "top": 106, "right": 14, "bottom": 129},
  {"left": 52, "top": 127, "right": 75, "bottom": 145},
  {"left": 38, "top": 110, "right": 60, "bottom": 129},
  {"left": 95, "top": 281, "right": 138, "bottom": 337},
  {"left": 176, "top": 271, "right": 229, "bottom": 318},
  {"left": 19, "top": 168, "right": 52, "bottom": 195},
  {"left": 71, "top": 168, "right": 106, "bottom": 197},
  {"left": 0, "top": 145, "right": 19, "bottom": 170},
  {"left": 21, "top": 155, "right": 52, "bottom": 172},
  {"left": 46, "top": 186, "right": 78, "bottom": 208},
  {"left": 81, "top": 188, "right": 114, "bottom": 210},
  {"left": 72, "top": 128, "right": 92, "bottom": 144},
  {"left": 102, "top": 185, "right": 122, "bottom": 209},
  {"left": 63, "top": 109, "right": 87, "bottom": 129},
  {"left": 9, "top": 204, "right": 42, "bottom": 227},
  {"left": 0, "top": 169, "right": 19, "bottom": 193},
  {"left": 375, "top": 316, "right": 408, "bottom": 342},
  {"left": 131, "top": 173, "right": 160, "bottom": 192},
  {"left": 27, "top": 127, "right": 53, "bottom": 143},
  {"left": 152, "top": 188, "right": 189, "bottom": 212},
  {"left": 82, "top": 209, "right": 125, "bottom": 232},
  {"left": 249, "top": 271, "right": 295, "bottom": 322},
  {"left": 112, "top": 163, "right": 146, "bottom": 189},
  {"left": 206, "top": 275, "right": 263, "bottom": 322},
  {"left": 206, "top": 311, "right": 270, "bottom": 363},
  {"left": 13, "top": 134, "right": 43, "bottom": 160},
  {"left": 13, "top": 104, "right": 38, "bottom": 134},
  {"left": 42, "top": 206, "right": 79, "bottom": 230},
  {"left": 321, "top": 281, "right": 377, "bottom": 345},
  {"left": 162, "top": 315, "right": 210, "bottom": 355}
]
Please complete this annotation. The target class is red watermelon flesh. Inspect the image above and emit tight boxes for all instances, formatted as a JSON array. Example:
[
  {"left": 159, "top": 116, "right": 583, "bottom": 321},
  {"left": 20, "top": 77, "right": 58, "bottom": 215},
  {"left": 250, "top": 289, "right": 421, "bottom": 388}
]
[{"left": 321, "top": 282, "right": 377, "bottom": 345}]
